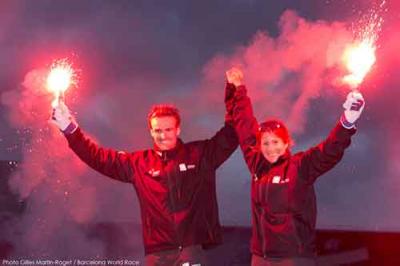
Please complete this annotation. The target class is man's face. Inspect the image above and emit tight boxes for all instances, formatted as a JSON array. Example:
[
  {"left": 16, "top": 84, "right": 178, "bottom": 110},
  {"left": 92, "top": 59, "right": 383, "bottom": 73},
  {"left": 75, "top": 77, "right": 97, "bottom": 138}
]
[{"left": 150, "top": 116, "right": 180, "bottom": 151}]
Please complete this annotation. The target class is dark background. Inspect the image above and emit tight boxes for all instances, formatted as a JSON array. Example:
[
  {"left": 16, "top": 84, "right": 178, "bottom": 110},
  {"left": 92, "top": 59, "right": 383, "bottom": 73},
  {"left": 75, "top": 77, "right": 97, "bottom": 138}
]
[{"left": 0, "top": 0, "right": 399, "bottom": 261}]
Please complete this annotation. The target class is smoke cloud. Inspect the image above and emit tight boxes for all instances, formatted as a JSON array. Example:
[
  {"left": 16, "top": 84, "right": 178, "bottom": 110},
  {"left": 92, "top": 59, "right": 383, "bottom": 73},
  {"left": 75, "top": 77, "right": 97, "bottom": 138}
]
[
  {"left": 0, "top": 69, "right": 107, "bottom": 258},
  {"left": 195, "top": 2, "right": 400, "bottom": 231},
  {"left": 1, "top": 1, "right": 400, "bottom": 261},
  {"left": 197, "top": 10, "right": 354, "bottom": 135}
]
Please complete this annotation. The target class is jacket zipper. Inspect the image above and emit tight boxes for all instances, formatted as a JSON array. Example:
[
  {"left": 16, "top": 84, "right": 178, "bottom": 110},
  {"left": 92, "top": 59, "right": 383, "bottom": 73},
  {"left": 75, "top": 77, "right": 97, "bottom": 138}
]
[
  {"left": 282, "top": 160, "right": 303, "bottom": 253},
  {"left": 262, "top": 175, "right": 272, "bottom": 258},
  {"left": 255, "top": 174, "right": 270, "bottom": 258},
  {"left": 163, "top": 153, "right": 183, "bottom": 251},
  {"left": 258, "top": 205, "right": 268, "bottom": 259},
  {"left": 291, "top": 216, "right": 303, "bottom": 254}
]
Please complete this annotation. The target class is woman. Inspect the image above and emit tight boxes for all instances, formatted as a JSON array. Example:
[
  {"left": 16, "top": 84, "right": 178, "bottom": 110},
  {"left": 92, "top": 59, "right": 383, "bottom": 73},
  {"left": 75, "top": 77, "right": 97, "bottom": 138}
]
[{"left": 225, "top": 68, "right": 365, "bottom": 265}]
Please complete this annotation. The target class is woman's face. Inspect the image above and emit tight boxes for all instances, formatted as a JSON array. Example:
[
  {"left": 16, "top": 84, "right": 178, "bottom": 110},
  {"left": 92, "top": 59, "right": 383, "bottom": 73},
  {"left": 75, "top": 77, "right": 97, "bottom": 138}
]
[{"left": 260, "top": 131, "right": 288, "bottom": 163}]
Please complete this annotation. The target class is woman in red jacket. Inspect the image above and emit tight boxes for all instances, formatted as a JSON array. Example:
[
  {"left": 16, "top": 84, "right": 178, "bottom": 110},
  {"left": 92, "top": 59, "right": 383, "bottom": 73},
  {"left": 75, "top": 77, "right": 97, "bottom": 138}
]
[{"left": 225, "top": 68, "right": 365, "bottom": 266}]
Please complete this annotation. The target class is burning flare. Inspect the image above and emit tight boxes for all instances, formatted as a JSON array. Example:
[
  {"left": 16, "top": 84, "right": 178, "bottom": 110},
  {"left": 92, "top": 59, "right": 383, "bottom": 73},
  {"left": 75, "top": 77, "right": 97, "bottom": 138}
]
[
  {"left": 342, "top": 39, "right": 376, "bottom": 88},
  {"left": 341, "top": 0, "right": 385, "bottom": 89},
  {"left": 46, "top": 59, "right": 76, "bottom": 107}
]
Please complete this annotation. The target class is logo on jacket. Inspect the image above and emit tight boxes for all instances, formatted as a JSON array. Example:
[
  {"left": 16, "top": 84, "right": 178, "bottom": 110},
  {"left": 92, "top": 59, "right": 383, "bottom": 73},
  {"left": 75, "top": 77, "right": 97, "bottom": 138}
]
[
  {"left": 272, "top": 175, "right": 289, "bottom": 184},
  {"left": 179, "top": 163, "right": 187, "bottom": 171},
  {"left": 179, "top": 163, "right": 196, "bottom": 172},
  {"left": 148, "top": 168, "right": 160, "bottom": 177}
]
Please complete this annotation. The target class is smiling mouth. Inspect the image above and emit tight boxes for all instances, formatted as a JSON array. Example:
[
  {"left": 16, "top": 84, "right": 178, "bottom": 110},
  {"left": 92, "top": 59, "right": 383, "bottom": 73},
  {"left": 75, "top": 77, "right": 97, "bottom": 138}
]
[{"left": 159, "top": 139, "right": 172, "bottom": 144}]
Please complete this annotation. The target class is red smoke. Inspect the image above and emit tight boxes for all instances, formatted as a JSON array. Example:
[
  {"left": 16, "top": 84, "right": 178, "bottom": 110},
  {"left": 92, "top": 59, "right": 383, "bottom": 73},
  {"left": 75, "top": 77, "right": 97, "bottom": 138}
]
[
  {"left": 0, "top": 67, "right": 105, "bottom": 257},
  {"left": 1, "top": 2, "right": 400, "bottom": 256},
  {"left": 195, "top": 3, "right": 400, "bottom": 230},
  {"left": 372, "top": 0, "right": 400, "bottom": 201},
  {"left": 198, "top": 10, "right": 356, "bottom": 134}
]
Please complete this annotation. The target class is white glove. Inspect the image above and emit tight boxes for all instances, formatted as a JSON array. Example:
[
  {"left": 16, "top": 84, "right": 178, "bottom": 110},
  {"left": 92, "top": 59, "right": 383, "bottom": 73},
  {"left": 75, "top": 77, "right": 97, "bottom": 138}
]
[
  {"left": 51, "top": 102, "right": 77, "bottom": 133},
  {"left": 341, "top": 91, "right": 365, "bottom": 128}
]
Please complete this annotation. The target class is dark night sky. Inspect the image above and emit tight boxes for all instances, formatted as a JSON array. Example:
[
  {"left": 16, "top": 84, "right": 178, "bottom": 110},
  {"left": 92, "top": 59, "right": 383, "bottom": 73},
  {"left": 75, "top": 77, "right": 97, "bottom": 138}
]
[{"left": 1, "top": 0, "right": 400, "bottom": 244}]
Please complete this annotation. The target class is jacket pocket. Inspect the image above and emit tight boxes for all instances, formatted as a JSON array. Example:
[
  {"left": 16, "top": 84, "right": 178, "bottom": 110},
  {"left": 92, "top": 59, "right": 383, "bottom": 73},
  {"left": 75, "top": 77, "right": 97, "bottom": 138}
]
[
  {"left": 268, "top": 181, "right": 290, "bottom": 214},
  {"left": 257, "top": 179, "right": 290, "bottom": 214},
  {"left": 263, "top": 213, "right": 302, "bottom": 255},
  {"left": 171, "top": 165, "right": 199, "bottom": 212}
]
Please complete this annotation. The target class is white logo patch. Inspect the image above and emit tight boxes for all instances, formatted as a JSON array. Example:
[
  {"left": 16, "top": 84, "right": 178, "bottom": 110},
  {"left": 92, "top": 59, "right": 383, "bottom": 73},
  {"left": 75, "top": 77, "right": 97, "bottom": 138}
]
[
  {"left": 272, "top": 176, "right": 281, "bottom": 184},
  {"left": 272, "top": 175, "right": 289, "bottom": 184},
  {"left": 179, "top": 163, "right": 187, "bottom": 171},
  {"left": 281, "top": 178, "right": 289, "bottom": 183},
  {"left": 148, "top": 169, "right": 160, "bottom": 177}
]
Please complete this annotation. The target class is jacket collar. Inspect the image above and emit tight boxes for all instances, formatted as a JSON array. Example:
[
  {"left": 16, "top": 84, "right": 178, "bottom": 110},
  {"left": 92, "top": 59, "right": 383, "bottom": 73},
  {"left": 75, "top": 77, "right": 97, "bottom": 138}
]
[{"left": 154, "top": 138, "right": 184, "bottom": 161}]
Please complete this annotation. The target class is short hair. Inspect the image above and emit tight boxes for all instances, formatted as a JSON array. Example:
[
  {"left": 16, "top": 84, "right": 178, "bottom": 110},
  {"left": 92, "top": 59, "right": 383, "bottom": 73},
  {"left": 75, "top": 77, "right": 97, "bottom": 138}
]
[
  {"left": 147, "top": 104, "right": 181, "bottom": 129},
  {"left": 256, "top": 119, "right": 293, "bottom": 147}
]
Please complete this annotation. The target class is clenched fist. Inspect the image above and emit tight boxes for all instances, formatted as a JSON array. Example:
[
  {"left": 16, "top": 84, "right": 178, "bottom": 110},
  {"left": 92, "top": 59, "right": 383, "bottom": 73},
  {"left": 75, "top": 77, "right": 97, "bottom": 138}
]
[{"left": 226, "top": 67, "right": 243, "bottom": 87}]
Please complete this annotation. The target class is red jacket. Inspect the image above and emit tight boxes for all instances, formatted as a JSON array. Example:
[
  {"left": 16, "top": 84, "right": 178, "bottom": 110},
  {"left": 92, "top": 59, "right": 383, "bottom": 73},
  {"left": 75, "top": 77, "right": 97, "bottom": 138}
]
[
  {"left": 64, "top": 85, "right": 238, "bottom": 255},
  {"left": 231, "top": 85, "right": 356, "bottom": 258}
]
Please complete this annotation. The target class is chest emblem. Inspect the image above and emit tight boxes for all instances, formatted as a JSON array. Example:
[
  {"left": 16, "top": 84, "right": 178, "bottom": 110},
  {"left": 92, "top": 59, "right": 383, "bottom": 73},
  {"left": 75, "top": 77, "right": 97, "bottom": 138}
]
[
  {"left": 179, "top": 163, "right": 196, "bottom": 172},
  {"left": 272, "top": 175, "right": 289, "bottom": 184},
  {"left": 148, "top": 168, "right": 160, "bottom": 177},
  {"left": 179, "top": 163, "right": 187, "bottom": 171}
]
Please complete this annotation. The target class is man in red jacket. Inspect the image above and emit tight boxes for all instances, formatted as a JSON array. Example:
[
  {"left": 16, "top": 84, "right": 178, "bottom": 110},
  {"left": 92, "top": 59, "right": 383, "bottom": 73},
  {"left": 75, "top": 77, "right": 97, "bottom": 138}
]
[{"left": 51, "top": 83, "right": 238, "bottom": 265}]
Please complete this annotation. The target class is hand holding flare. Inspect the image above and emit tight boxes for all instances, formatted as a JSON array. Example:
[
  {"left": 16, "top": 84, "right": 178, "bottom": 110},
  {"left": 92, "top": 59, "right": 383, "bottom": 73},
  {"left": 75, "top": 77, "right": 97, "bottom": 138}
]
[
  {"left": 48, "top": 58, "right": 78, "bottom": 133},
  {"left": 51, "top": 101, "right": 75, "bottom": 132}
]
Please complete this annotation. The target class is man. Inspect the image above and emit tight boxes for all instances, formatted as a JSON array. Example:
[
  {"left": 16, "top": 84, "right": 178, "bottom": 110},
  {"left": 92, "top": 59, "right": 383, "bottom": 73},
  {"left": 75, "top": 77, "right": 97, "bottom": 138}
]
[{"left": 51, "top": 82, "right": 238, "bottom": 265}]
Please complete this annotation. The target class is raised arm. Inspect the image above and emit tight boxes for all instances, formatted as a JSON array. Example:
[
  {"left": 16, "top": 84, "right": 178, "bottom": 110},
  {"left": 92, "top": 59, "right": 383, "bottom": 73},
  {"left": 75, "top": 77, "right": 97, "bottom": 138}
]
[
  {"left": 225, "top": 68, "right": 266, "bottom": 175},
  {"left": 51, "top": 102, "right": 134, "bottom": 183},
  {"left": 299, "top": 91, "right": 365, "bottom": 184},
  {"left": 201, "top": 80, "right": 239, "bottom": 170}
]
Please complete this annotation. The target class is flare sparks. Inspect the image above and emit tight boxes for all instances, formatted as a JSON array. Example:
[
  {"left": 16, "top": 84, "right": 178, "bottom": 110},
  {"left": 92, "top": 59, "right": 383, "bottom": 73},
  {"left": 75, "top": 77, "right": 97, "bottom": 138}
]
[
  {"left": 342, "top": 39, "right": 376, "bottom": 88},
  {"left": 46, "top": 59, "right": 77, "bottom": 107},
  {"left": 341, "top": 0, "right": 386, "bottom": 89}
]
